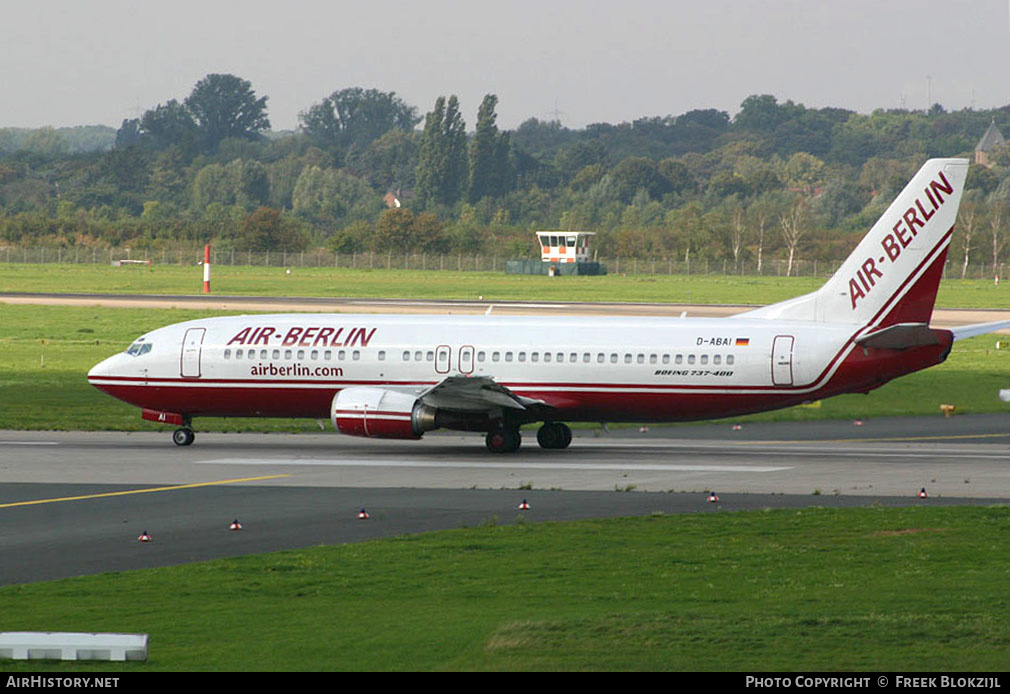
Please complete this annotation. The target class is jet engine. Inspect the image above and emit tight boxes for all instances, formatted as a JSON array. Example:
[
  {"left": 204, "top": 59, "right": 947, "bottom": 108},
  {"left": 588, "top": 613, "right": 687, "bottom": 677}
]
[{"left": 331, "top": 387, "right": 438, "bottom": 439}]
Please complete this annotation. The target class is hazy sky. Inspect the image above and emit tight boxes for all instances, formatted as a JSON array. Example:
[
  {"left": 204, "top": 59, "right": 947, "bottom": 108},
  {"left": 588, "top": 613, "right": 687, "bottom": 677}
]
[{"left": 5, "top": 0, "right": 1010, "bottom": 131}]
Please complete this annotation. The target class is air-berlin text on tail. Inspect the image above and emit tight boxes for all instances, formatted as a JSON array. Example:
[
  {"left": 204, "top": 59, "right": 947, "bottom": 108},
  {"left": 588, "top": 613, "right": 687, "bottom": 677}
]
[
  {"left": 227, "top": 325, "right": 377, "bottom": 348},
  {"left": 849, "top": 170, "right": 954, "bottom": 310}
]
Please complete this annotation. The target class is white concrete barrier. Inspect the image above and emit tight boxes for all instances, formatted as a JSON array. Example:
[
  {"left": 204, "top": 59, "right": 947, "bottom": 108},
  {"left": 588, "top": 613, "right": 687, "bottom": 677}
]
[{"left": 0, "top": 632, "right": 148, "bottom": 661}]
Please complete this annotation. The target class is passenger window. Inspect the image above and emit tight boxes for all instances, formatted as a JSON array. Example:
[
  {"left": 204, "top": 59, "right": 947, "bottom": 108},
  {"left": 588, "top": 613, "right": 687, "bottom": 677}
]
[
  {"left": 338, "top": 350, "right": 346, "bottom": 360},
  {"left": 414, "top": 351, "right": 422, "bottom": 361},
  {"left": 505, "top": 352, "right": 513, "bottom": 362},
  {"left": 236, "top": 350, "right": 243, "bottom": 360},
  {"left": 700, "top": 355, "right": 708, "bottom": 365},
  {"left": 649, "top": 354, "right": 657, "bottom": 364},
  {"left": 378, "top": 351, "right": 385, "bottom": 361},
  {"left": 323, "top": 350, "right": 330, "bottom": 360},
  {"left": 353, "top": 351, "right": 360, "bottom": 361},
  {"left": 727, "top": 355, "right": 735, "bottom": 365},
  {"left": 224, "top": 349, "right": 231, "bottom": 359},
  {"left": 477, "top": 351, "right": 485, "bottom": 362},
  {"left": 675, "top": 355, "right": 683, "bottom": 365},
  {"left": 713, "top": 355, "right": 721, "bottom": 365},
  {"left": 662, "top": 354, "right": 670, "bottom": 364},
  {"left": 570, "top": 352, "right": 577, "bottom": 362},
  {"left": 403, "top": 351, "right": 411, "bottom": 361},
  {"left": 610, "top": 353, "right": 618, "bottom": 363},
  {"left": 273, "top": 350, "right": 280, "bottom": 359},
  {"left": 688, "top": 355, "right": 696, "bottom": 365},
  {"left": 284, "top": 350, "right": 292, "bottom": 360},
  {"left": 624, "top": 353, "right": 632, "bottom": 364},
  {"left": 543, "top": 353, "right": 551, "bottom": 363},
  {"left": 310, "top": 350, "right": 318, "bottom": 360},
  {"left": 492, "top": 351, "right": 500, "bottom": 362},
  {"left": 426, "top": 351, "right": 434, "bottom": 362},
  {"left": 584, "top": 353, "right": 591, "bottom": 363},
  {"left": 597, "top": 353, "right": 604, "bottom": 363},
  {"left": 297, "top": 350, "right": 305, "bottom": 360},
  {"left": 637, "top": 354, "right": 645, "bottom": 364},
  {"left": 519, "top": 352, "right": 527, "bottom": 362}
]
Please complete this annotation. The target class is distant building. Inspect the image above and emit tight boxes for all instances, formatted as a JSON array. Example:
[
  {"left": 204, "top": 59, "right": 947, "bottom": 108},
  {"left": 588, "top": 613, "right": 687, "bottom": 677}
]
[
  {"left": 975, "top": 120, "right": 1006, "bottom": 168},
  {"left": 382, "top": 189, "right": 413, "bottom": 209}
]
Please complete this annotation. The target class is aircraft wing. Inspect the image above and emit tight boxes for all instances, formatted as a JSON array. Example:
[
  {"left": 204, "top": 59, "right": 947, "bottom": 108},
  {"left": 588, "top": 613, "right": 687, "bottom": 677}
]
[
  {"left": 950, "top": 319, "right": 1010, "bottom": 342},
  {"left": 418, "top": 375, "right": 547, "bottom": 412}
]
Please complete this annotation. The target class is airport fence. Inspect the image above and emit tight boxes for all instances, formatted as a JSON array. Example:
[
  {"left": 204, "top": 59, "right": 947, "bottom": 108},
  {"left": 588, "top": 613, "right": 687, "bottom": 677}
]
[{"left": 0, "top": 245, "right": 1004, "bottom": 280}]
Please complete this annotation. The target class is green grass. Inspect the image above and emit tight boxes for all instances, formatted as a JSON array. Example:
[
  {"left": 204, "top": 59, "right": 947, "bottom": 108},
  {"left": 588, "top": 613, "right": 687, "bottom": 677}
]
[
  {"left": 2, "top": 506, "right": 1009, "bottom": 671},
  {"left": 3, "top": 262, "right": 1010, "bottom": 308},
  {"left": 2, "top": 302, "right": 1010, "bottom": 432}
]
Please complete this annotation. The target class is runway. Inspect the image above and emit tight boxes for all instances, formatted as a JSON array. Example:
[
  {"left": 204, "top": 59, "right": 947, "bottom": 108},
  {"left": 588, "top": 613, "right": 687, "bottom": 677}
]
[
  {"left": 4, "top": 290, "right": 1010, "bottom": 328},
  {"left": 2, "top": 414, "right": 1010, "bottom": 586}
]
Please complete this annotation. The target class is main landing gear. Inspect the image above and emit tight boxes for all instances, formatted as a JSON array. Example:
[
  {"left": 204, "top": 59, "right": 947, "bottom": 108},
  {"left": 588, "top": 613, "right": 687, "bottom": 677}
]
[
  {"left": 536, "top": 422, "right": 572, "bottom": 450},
  {"left": 484, "top": 422, "right": 572, "bottom": 453},
  {"left": 172, "top": 427, "right": 195, "bottom": 446}
]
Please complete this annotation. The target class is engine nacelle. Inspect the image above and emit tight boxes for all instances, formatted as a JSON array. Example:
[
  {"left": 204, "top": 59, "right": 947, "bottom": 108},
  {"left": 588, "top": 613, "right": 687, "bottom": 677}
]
[{"left": 331, "top": 387, "right": 437, "bottom": 439}]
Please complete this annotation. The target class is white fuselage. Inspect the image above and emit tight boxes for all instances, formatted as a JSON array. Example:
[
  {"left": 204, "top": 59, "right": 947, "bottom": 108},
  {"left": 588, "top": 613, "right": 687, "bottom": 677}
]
[{"left": 88, "top": 311, "right": 925, "bottom": 425}]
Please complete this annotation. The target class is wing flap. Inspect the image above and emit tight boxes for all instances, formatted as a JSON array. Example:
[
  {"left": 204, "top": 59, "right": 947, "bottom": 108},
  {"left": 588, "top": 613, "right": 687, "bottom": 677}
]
[{"left": 419, "top": 375, "right": 545, "bottom": 412}]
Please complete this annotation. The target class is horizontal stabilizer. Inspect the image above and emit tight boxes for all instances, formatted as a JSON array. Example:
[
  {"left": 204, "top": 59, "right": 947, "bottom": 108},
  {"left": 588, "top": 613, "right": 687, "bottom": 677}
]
[
  {"left": 951, "top": 319, "right": 1010, "bottom": 342},
  {"left": 854, "top": 323, "right": 940, "bottom": 350}
]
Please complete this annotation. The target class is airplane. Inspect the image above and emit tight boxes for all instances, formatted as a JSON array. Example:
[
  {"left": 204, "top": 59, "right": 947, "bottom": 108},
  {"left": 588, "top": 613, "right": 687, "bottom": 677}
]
[{"left": 88, "top": 157, "right": 1010, "bottom": 452}]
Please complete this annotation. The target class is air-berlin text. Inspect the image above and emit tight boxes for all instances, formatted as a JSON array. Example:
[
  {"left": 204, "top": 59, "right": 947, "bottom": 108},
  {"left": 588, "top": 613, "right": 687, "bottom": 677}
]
[
  {"left": 849, "top": 170, "right": 953, "bottom": 310},
  {"left": 227, "top": 326, "right": 377, "bottom": 348}
]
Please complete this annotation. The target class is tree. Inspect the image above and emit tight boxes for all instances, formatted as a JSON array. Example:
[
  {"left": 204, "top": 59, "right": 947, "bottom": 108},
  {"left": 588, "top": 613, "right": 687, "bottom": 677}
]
[
  {"left": 239, "top": 206, "right": 307, "bottom": 252},
  {"left": 350, "top": 129, "right": 419, "bottom": 191},
  {"left": 956, "top": 194, "right": 982, "bottom": 279},
  {"left": 988, "top": 197, "right": 1010, "bottom": 278},
  {"left": 136, "top": 99, "right": 198, "bottom": 151},
  {"left": 610, "top": 157, "right": 671, "bottom": 204},
  {"left": 469, "top": 94, "right": 514, "bottom": 202},
  {"left": 299, "top": 87, "right": 420, "bottom": 154},
  {"left": 415, "top": 95, "right": 467, "bottom": 209},
  {"left": 184, "top": 74, "right": 270, "bottom": 152},
  {"left": 779, "top": 194, "right": 809, "bottom": 276}
]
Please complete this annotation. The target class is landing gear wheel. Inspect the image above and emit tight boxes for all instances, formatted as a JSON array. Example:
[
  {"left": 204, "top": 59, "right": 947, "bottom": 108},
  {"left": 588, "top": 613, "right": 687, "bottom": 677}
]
[
  {"left": 537, "top": 422, "right": 572, "bottom": 449},
  {"left": 172, "top": 427, "right": 195, "bottom": 446},
  {"left": 485, "top": 427, "right": 521, "bottom": 453}
]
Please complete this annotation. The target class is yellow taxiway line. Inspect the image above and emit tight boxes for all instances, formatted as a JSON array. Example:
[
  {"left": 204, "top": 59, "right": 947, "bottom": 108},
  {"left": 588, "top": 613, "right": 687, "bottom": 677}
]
[{"left": 0, "top": 475, "right": 290, "bottom": 509}]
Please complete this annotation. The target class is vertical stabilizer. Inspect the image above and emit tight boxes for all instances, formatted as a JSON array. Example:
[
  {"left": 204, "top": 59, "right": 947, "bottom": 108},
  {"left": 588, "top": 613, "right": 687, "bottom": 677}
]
[{"left": 740, "top": 158, "right": 969, "bottom": 328}]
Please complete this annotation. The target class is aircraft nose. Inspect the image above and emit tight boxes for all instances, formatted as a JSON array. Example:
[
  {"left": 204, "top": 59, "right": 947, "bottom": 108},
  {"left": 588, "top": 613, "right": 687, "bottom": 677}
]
[{"left": 88, "top": 354, "right": 117, "bottom": 380}]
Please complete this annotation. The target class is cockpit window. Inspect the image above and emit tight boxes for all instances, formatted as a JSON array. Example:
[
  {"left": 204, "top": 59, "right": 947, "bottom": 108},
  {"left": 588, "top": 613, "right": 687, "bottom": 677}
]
[{"left": 126, "top": 341, "right": 153, "bottom": 357}]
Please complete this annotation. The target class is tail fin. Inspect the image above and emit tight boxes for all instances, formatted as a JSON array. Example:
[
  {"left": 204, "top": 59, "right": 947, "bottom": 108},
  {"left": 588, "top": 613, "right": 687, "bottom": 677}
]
[{"left": 741, "top": 158, "right": 969, "bottom": 329}]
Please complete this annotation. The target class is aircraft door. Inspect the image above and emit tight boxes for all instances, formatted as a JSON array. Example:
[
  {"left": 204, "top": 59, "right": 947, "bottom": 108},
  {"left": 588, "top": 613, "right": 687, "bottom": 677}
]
[
  {"left": 458, "top": 345, "right": 474, "bottom": 375},
  {"left": 181, "top": 328, "right": 206, "bottom": 378},
  {"left": 435, "top": 345, "right": 451, "bottom": 374},
  {"left": 771, "top": 335, "right": 794, "bottom": 386}
]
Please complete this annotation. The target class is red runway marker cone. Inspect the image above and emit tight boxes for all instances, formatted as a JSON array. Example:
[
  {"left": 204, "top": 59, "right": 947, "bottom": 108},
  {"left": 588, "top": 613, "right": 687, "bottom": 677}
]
[
  {"left": 358, "top": 509, "right": 370, "bottom": 519},
  {"left": 518, "top": 499, "right": 530, "bottom": 510},
  {"left": 732, "top": 424, "right": 742, "bottom": 431},
  {"left": 707, "top": 492, "right": 719, "bottom": 503},
  {"left": 918, "top": 487, "right": 928, "bottom": 498},
  {"left": 138, "top": 531, "right": 151, "bottom": 543},
  {"left": 230, "top": 519, "right": 242, "bottom": 531}
]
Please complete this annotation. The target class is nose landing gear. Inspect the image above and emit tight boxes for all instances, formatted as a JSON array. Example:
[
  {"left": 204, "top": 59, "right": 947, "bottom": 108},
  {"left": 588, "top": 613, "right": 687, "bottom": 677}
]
[{"left": 172, "top": 427, "right": 195, "bottom": 446}]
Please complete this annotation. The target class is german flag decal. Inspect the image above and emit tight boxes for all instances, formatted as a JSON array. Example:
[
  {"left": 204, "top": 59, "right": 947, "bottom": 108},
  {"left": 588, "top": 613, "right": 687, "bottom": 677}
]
[{"left": 735, "top": 338, "right": 750, "bottom": 346}]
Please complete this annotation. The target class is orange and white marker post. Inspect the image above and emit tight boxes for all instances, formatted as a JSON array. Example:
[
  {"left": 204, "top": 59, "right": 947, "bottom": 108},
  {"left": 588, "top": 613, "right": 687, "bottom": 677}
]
[{"left": 203, "top": 244, "right": 211, "bottom": 293}]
